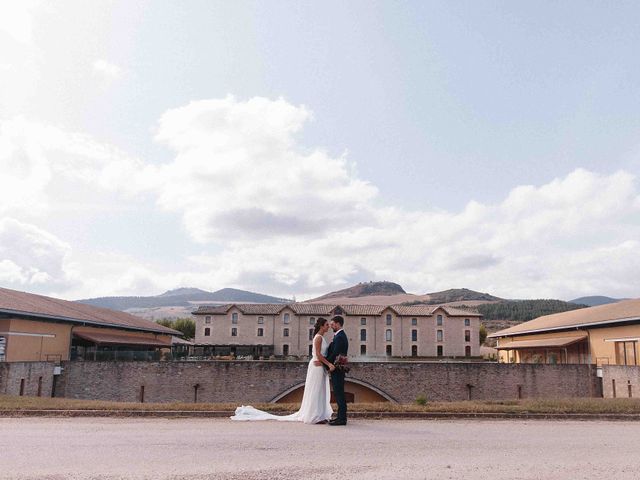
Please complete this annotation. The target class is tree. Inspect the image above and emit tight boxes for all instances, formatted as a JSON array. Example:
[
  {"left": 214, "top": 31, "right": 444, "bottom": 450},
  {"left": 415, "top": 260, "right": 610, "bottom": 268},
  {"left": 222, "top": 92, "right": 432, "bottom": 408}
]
[
  {"left": 174, "top": 318, "right": 195, "bottom": 340},
  {"left": 479, "top": 324, "right": 487, "bottom": 345},
  {"left": 156, "top": 317, "right": 195, "bottom": 340}
]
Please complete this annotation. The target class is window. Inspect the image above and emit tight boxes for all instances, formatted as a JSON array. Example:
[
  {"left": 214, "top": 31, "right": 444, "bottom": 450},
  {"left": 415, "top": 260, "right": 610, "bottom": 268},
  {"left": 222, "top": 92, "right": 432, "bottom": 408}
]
[
  {"left": 412, "top": 345, "right": 418, "bottom": 357},
  {"left": 360, "top": 317, "right": 367, "bottom": 325},
  {"left": 615, "top": 341, "right": 638, "bottom": 365},
  {"left": 464, "top": 318, "right": 470, "bottom": 326},
  {"left": 437, "top": 315, "right": 443, "bottom": 326},
  {"left": 360, "top": 329, "right": 367, "bottom": 342},
  {"left": 205, "top": 316, "right": 211, "bottom": 324},
  {"left": 411, "top": 330, "right": 417, "bottom": 342},
  {"left": 310, "top": 317, "right": 315, "bottom": 325},
  {"left": 283, "top": 328, "right": 289, "bottom": 337},
  {"left": 386, "top": 314, "right": 392, "bottom": 325},
  {"left": 283, "top": 345, "right": 289, "bottom": 356},
  {"left": 309, "top": 329, "right": 314, "bottom": 341},
  {"left": 257, "top": 328, "right": 264, "bottom": 337},
  {"left": 411, "top": 318, "right": 417, "bottom": 326},
  {"left": 0, "top": 336, "right": 5, "bottom": 362},
  {"left": 465, "top": 330, "right": 471, "bottom": 342},
  {"left": 231, "top": 328, "right": 237, "bottom": 337},
  {"left": 258, "top": 316, "right": 264, "bottom": 324},
  {"left": 232, "top": 313, "right": 238, "bottom": 324},
  {"left": 309, "top": 345, "right": 313, "bottom": 356},
  {"left": 386, "top": 345, "right": 392, "bottom": 356},
  {"left": 465, "top": 346, "right": 471, "bottom": 357},
  {"left": 386, "top": 329, "right": 392, "bottom": 342},
  {"left": 283, "top": 313, "right": 290, "bottom": 324},
  {"left": 204, "top": 327, "right": 210, "bottom": 337},
  {"left": 437, "top": 330, "right": 443, "bottom": 342},
  {"left": 361, "top": 344, "right": 367, "bottom": 355},
  {"left": 437, "top": 345, "right": 443, "bottom": 357}
]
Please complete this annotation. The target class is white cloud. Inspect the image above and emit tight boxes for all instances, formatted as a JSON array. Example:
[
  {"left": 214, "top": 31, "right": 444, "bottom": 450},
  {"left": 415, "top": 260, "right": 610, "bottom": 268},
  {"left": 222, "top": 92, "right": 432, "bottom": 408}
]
[
  {"left": 1, "top": 98, "right": 639, "bottom": 301},
  {"left": 153, "top": 96, "right": 377, "bottom": 242},
  {"left": 0, "top": 117, "right": 149, "bottom": 216},
  {"left": 175, "top": 166, "right": 640, "bottom": 300},
  {"left": 0, "top": 1, "right": 38, "bottom": 44},
  {"left": 0, "top": 218, "right": 73, "bottom": 291},
  {"left": 92, "top": 59, "right": 123, "bottom": 82}
]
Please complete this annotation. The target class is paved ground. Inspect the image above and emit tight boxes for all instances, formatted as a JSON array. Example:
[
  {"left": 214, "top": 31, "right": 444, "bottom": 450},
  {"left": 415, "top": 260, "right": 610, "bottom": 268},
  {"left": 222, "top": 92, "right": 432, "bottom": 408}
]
[{"left": 1, "top": 418, "right": 639, "bottom": 479}]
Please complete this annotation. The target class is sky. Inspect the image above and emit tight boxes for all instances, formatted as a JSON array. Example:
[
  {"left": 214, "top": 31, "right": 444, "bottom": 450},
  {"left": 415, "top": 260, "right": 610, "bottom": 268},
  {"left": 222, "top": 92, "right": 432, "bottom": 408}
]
[{"left": 1, "top": 1, "right": 639, "bottom": 301}]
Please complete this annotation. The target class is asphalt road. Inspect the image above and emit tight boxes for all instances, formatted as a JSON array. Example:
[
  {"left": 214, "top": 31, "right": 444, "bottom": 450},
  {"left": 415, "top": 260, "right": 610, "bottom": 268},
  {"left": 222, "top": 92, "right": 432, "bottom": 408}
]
[{"left": 1, "top": 418, "right": 639, "bottom": 479}]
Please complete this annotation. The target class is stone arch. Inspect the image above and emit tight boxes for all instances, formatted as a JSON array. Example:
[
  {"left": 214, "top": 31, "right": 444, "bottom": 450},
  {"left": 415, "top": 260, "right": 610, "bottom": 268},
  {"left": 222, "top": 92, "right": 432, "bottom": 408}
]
[{"left": 270, "top": 377, "right": 397, "bottom": 403}]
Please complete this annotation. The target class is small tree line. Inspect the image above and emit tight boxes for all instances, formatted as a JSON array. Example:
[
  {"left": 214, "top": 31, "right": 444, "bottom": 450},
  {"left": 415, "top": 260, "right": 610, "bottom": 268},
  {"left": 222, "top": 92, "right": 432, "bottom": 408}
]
[
  {"left": 156, "top": 317, "right": 195, "bottom": 340},
  {"left": 476, "top": 299, "right": 588, "bottom": 322}
]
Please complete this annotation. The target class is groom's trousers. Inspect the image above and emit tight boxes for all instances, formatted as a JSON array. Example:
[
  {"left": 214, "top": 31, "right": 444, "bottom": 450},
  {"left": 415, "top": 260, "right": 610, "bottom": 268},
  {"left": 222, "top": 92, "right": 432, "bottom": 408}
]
[{"left": 331, "top": 371, "right": 347, "bottom": 422}]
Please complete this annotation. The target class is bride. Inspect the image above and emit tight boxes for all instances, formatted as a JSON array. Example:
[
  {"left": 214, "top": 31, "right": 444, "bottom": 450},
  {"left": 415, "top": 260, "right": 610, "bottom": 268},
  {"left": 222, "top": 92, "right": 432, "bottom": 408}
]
[{"left": 231, "top": 317, "right": 335, "bottom": 424}]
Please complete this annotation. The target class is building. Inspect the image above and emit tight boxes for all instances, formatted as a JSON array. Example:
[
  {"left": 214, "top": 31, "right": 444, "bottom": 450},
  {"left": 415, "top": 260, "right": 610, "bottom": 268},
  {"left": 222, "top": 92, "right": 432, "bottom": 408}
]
[
  {"left": 192, "top": 303, "right": 481, "bottom": 358},
  {"left": 0, "top": 287, "right": 180, "bottom": 362},
  {"left": 490, "top": 299, "right": 640, "bottom": 366}
]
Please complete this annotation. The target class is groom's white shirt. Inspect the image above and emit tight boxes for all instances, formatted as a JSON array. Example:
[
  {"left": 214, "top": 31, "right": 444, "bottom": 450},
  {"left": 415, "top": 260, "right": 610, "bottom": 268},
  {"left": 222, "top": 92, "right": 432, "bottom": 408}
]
[{"left": 334, "top": 328, "right": 344, "bottom": 336}]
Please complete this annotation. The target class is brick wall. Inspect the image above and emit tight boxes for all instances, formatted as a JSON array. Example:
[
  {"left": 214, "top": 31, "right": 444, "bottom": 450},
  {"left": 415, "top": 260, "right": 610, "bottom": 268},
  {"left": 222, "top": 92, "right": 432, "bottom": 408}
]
[
  {"left": 0, "top": 362, "right": 55, "bottom": 397},
  {"left": 54, "top": 361, "right": 601, "bottom": 404},
  {"left": 601, "top": 365, "right": 640, "bottom": 399}
]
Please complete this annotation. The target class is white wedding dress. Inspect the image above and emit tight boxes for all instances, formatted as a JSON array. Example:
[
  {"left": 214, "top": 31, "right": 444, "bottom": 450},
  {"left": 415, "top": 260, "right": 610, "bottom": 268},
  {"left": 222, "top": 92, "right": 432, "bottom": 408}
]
[{"left": 231, "top": 335, "right": 333, "bottom": 424}]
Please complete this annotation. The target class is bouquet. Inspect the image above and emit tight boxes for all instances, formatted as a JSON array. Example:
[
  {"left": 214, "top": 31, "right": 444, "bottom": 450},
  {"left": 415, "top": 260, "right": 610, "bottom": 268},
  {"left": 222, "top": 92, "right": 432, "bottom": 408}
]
[{"left": 333, "top": 354, "right": 350, "bottom": 373}]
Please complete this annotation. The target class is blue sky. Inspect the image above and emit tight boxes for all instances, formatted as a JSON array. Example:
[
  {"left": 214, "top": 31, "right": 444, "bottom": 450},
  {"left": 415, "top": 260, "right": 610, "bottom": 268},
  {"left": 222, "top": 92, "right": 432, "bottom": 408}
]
[{"left": 1, "top": 1, "right": 639, "bottom": 300}]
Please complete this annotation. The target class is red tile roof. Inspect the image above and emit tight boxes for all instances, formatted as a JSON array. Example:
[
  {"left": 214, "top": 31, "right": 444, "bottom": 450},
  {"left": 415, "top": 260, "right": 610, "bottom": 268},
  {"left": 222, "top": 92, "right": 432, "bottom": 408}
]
[
  {"left": 290, "top": 304, "right": 335, "bottom": 316},
  {"left": 194, "top": 303, "right": 481, "bottom": 318},
  {"left": 0, "top": 287, "right": 179, "bottom": 335}
]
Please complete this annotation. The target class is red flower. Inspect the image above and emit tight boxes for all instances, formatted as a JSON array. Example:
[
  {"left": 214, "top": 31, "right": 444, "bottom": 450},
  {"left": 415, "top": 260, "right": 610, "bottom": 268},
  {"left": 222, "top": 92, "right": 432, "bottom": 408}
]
[{"left": 334, "top": 354, "right": 350, "bottom": 373}]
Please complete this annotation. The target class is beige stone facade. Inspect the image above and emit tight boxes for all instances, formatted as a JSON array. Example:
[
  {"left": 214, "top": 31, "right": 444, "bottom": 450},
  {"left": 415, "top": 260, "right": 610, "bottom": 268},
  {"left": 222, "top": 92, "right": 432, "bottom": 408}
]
[{"left": 193, "top": 303, "right": 481, "bottom": 358}]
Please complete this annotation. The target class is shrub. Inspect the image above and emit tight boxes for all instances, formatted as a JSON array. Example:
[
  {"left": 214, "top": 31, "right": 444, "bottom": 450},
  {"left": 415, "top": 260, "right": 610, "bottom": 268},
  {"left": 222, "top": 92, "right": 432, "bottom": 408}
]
[{"left": 415, "top": 395, "right": 428, "bottom": 406}]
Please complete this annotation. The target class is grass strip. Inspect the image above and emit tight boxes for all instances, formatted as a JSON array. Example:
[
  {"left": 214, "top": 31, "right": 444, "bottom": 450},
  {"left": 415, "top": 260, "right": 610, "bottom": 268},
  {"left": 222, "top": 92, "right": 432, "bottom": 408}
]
[{"left": 2, "top": 395, "right": 640, "bottom": 415}]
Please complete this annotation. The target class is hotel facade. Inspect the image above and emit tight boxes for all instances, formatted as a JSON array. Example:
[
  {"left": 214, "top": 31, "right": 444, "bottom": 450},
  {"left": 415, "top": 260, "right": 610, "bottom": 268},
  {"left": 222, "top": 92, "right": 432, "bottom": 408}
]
[{"left": 192, "top": 303, "right": 482, "bottom": 358}]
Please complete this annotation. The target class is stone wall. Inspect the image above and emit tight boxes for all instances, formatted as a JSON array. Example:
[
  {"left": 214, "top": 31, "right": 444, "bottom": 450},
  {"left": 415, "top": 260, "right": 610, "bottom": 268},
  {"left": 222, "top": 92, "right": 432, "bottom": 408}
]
[
  {"left": 0, "top": 362, "right": 55, "bottom": 397},
  {"left": 601, "top": 365, "right": 640, "bottom": 398},
  {"left": 54, "top": 360, "right": 602, "bottom": 404}
]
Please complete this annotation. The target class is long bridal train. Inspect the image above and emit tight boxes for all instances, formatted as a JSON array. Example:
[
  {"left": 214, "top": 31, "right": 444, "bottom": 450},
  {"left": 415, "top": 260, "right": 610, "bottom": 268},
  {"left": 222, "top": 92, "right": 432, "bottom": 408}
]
[{"left": 231, "top": 336, "right": 333, "bottom": 424}]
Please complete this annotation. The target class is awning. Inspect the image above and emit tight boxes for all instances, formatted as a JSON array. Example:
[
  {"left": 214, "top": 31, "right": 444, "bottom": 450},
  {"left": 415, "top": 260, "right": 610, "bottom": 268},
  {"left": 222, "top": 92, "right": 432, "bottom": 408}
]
[
  {"left": 496, "top": 335, "right": 587, "bottom": 350},
  {"left": 73, "top": 331, "right": 171, "bottom": 347}
]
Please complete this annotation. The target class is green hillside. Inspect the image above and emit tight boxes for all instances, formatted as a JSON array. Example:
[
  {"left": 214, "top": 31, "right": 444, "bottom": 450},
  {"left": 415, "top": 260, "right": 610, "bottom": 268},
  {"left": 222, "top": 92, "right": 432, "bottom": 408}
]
[{"left": 477, "top": 299, "right": 588, "bottom": 322}]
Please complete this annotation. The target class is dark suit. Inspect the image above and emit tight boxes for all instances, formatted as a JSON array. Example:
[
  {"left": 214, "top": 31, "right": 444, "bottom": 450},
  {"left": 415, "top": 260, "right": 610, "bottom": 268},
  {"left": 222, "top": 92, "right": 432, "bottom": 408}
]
[{"left": 326, "top": 329, "right": 349, "bottom": 423}]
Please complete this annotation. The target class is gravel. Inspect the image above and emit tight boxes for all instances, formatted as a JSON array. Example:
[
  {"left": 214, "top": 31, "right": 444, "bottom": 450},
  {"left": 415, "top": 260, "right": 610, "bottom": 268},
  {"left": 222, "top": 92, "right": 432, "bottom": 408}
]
[{"left": 1, "top": 418, "right": 639, "bottom": 479}]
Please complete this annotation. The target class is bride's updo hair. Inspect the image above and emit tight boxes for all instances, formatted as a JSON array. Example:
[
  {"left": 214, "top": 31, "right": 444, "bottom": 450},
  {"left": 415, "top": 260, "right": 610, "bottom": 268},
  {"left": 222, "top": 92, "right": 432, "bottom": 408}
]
[{"left": 313, "top": 317, "right": 328, "bottom": 337}]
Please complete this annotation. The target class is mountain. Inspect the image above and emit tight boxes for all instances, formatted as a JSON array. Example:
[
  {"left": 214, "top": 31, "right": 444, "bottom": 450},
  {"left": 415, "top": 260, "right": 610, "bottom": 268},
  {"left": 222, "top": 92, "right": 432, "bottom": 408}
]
[
  {"left": 308, "top": 281, "right": 406, "bottom": 302},
  {"left": 305, "top": 282, "right": 502, "bottom": 306},
  {"left": 569, "top": 296, "right": 624, "bottom": 307},
  {"left": 420, "top": 288, "right": 503, "bottom": 304},
  {"left": 158, "top": 288, "right": 209, "bottom": 297},
  {"left": 77, "top": 288, "right": 291, "bottom": 311}
]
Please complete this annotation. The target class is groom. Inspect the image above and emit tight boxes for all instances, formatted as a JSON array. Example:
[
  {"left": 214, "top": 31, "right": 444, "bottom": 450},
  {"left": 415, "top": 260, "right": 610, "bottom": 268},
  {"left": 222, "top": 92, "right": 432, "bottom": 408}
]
[{"left": 326, "top": 315, "right": 348, "bottom": 426}]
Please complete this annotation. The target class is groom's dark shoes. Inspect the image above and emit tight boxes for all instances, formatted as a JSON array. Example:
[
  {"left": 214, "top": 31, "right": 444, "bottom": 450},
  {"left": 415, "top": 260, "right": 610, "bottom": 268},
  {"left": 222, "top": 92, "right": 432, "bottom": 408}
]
[{"left": 328, "top": 418, "right": 347, "bottom": 426}]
